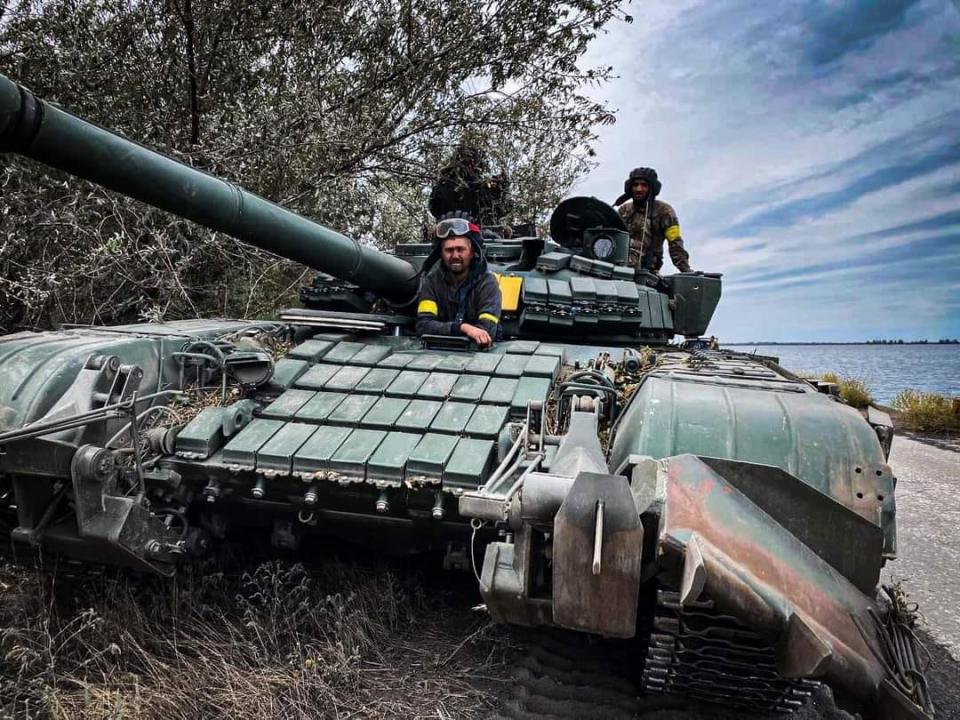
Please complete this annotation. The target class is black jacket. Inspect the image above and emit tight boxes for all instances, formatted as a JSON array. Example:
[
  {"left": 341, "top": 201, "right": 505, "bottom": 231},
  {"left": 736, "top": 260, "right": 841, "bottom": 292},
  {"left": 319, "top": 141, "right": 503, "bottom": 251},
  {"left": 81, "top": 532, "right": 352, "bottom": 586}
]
[{"left": 416, "top": 265, "right": 502, "bottom": 338}]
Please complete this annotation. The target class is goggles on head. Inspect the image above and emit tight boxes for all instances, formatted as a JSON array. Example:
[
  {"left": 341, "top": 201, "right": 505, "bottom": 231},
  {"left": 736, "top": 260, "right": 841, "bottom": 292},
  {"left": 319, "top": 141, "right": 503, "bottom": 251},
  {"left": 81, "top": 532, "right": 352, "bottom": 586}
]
[{"left": 434, "top": 218, "right": 481, "bottom": 240}]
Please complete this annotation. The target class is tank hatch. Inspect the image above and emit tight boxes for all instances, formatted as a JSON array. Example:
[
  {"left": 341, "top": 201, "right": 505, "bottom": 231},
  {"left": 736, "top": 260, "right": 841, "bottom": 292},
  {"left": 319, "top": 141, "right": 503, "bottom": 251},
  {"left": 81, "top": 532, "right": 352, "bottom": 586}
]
[{"left": 549, "top": 196, "right": 629, "bottom": 265}]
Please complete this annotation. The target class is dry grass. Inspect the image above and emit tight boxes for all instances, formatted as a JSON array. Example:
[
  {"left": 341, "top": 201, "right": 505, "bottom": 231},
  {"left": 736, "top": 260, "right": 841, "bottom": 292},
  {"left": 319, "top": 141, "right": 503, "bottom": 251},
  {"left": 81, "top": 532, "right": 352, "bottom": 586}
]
[
  {"left": 0, "top": 550, "right": 506, "bottom": 720},
  {"left": 893, "top": 390, "right": 960, "bottom": 435},
  {"left": 819, "top": 373, "right": 874, "bottom": 409}
]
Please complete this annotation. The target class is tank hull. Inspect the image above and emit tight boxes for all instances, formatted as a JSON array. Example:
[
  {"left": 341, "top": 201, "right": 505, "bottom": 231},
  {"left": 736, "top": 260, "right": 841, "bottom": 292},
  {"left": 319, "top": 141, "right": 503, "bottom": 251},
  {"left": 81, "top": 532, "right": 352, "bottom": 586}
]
[
  {"left": 0, "top": 324, "right": 921, "bottom": 718},
  {"left": 0, "top": 69, "right": 929, "bottom": 719}
]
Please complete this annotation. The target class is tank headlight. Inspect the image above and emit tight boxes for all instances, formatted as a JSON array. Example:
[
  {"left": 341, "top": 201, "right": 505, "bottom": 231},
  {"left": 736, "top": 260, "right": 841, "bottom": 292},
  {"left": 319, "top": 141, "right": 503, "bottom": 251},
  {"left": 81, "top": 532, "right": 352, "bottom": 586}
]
[{"left": 592, "top": 235, "right": 615, "bottom": 260}]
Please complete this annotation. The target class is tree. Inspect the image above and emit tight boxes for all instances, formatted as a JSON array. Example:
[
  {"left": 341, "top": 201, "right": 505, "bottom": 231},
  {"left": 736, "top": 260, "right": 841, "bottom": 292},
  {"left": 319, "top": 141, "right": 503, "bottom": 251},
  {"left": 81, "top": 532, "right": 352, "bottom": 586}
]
[{"left": 0, "top": 0, "right": 629, "bottom": 331}]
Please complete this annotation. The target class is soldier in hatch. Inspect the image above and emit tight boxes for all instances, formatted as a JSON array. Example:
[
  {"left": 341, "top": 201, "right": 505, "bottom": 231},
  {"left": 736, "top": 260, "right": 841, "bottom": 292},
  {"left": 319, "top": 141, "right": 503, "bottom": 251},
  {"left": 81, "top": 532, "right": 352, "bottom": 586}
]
[
  {"left": 416, "top": 217, "right": 502, "bottom": 348},
  {"left": 428, "top": 145, "right": 513, "bottom": 228},
  {"left": 614, "top": 167, "right": 692, "bottom": 273}
]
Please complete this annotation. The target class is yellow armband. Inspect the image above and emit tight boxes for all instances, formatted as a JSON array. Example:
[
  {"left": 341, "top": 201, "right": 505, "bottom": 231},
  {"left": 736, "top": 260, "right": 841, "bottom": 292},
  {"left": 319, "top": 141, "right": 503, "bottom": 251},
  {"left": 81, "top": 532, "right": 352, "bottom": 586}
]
[{"left": 417, "top": 299, "right": 438, "bottom": 315}]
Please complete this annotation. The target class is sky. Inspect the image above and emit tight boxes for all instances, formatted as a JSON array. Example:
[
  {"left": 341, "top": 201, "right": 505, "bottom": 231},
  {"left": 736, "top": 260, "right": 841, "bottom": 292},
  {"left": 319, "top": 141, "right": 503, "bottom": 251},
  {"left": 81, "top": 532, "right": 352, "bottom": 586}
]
[{"left": 575, "top": 0, "right": 960, "bottom": 342}]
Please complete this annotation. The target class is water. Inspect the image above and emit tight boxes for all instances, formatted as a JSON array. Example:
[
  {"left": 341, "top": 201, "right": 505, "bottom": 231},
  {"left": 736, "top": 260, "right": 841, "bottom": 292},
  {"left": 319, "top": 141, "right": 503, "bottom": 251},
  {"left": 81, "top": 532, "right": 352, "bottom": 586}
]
[{"left": 726, "top": 344, "right": 960, "bottom": 405}]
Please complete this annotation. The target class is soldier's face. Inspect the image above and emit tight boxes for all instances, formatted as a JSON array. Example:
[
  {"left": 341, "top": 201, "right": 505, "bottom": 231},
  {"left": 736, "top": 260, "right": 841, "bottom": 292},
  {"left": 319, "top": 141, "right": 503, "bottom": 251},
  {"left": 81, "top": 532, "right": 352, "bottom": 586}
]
[
  {"left": 631, "top": 179, "right": 650, "bottom": 202},
  {"left": 442, "top": 236, "right": 473, "bottom": 276}
]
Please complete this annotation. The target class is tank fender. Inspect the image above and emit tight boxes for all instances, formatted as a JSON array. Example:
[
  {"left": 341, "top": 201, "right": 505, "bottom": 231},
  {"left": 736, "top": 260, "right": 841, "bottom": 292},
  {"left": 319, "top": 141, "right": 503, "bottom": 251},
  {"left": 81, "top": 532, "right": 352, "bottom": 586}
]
[
  {"left": 608, "top": 375, "right": 898, "bottom": 559},
  {"left": 654, "top": 453, "right": 925, "bottom": 719}
]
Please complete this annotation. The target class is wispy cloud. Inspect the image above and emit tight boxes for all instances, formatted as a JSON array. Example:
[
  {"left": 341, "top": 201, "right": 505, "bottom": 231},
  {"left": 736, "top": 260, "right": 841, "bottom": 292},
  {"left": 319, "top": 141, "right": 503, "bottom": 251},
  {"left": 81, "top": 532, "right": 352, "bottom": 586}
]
[
  {"left": 723, "top": 133, "right": 960, "bottom": 234},
  {"left": 576, "top": 0, "right": 960, "bottom": 341},
  {"left": 802, "top": 0, "right": 927, "bottom": 67},
  {"left": 853, "top": 209, "right": 960, "bottom": 240}
]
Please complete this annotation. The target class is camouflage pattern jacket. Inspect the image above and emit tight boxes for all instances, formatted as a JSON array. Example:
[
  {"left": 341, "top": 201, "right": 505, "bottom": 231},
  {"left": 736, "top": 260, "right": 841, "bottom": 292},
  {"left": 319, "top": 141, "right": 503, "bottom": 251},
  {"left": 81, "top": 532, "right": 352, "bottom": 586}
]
[
  {"left": 415, "top": 266, "right": 501, "bottom": 338},
  {"left": 616, "top": 199, "right": 691, "bottom": 273}
]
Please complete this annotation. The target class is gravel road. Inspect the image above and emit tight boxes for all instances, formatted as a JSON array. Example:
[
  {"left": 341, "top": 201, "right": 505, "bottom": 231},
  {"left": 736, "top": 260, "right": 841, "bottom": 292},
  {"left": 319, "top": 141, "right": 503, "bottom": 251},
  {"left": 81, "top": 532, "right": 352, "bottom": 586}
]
[{"left": 885, "top": 434, "right": 960, "bottom": 659}]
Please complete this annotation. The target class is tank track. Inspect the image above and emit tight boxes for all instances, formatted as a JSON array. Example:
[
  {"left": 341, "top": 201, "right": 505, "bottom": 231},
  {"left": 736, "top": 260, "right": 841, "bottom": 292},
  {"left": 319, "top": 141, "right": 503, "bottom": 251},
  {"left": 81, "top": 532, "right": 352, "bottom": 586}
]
[{"left": 642, "top": 589, "right": 818, "bottom": 713}]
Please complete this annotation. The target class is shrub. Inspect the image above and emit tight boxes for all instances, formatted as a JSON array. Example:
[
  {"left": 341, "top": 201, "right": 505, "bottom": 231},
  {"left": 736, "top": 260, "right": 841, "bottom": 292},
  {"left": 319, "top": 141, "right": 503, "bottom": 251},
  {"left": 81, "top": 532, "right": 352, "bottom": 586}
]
[
  {"left": 820, "top": 373, "right": 874, "bottom": 409},
  {"left": 0, "top": 556, "right": 500, "bottom": 720},
  {"left": 0, "top": 0, "right": 628, "bottom": 332},
  {"left": 893, "top": 390, "right": 960, "bottom": 434}
]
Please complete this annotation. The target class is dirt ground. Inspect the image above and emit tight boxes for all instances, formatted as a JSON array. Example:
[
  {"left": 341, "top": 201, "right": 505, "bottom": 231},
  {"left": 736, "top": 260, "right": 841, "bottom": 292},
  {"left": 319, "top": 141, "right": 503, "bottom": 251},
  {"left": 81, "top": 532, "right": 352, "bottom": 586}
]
[{"left": 3, "top": 542, "right": 957, "bottom": 720}]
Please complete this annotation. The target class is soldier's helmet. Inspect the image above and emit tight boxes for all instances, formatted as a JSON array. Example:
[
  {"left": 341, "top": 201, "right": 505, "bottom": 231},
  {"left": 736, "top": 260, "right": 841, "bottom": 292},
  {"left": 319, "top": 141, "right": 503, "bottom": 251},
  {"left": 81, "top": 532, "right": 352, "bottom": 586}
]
[{"left": 624, "top": 167, "right": 662, "bottom": 199}]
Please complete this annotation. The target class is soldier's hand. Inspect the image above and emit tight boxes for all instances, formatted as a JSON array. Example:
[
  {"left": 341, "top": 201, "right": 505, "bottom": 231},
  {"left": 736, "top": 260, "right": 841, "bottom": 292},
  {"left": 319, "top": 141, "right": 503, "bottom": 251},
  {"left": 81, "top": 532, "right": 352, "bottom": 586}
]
[{"left": 460, "top": 323, "right": 493, "bottom": 348}]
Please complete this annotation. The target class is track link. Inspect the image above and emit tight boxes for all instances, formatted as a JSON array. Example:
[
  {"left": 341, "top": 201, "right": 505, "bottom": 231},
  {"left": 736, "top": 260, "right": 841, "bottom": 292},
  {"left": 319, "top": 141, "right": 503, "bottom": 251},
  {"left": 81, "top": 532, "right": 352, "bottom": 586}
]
[{"left": 642, "top": 589, "right": 818, "bottom": 713}]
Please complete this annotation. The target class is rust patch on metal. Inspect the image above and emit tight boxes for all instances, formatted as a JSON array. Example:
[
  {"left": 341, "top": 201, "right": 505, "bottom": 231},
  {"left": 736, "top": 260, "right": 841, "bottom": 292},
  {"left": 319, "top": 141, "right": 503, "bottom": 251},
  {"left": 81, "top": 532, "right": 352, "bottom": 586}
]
[{"left": 658, "top": 454, "right": 890, "bottom": 712}]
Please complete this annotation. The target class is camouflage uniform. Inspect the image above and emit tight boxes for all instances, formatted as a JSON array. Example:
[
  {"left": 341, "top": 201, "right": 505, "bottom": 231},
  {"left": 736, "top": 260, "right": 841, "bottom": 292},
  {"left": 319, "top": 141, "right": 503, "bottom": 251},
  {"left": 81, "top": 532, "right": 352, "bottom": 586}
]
[
  {"left": 428, "top": 146, "right": 513, "bottom": 226},
  {"left": 616, "top": 199, "right": 690, "bottom": 273}
]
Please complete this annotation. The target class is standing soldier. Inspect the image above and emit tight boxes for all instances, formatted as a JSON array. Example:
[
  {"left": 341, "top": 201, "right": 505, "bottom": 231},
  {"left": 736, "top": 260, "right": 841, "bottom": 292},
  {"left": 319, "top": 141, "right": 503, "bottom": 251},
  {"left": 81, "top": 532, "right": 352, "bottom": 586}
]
[{"left": 614, "top": 167, "right": 692, "bottom": 273}]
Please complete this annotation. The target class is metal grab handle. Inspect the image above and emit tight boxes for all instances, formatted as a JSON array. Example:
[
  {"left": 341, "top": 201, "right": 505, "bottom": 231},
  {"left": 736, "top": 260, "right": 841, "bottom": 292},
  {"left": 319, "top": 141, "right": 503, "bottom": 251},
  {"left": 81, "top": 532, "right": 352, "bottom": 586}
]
[{"left": 592, "top": 499, "right": 605, "bottom": 576}]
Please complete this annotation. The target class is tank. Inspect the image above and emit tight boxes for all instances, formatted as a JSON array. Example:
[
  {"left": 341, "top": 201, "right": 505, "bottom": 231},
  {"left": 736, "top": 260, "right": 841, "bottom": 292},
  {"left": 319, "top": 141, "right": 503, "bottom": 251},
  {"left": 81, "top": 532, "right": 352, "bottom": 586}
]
[{"left": 0, "top": 73, "right": 930, "bottom": 720}]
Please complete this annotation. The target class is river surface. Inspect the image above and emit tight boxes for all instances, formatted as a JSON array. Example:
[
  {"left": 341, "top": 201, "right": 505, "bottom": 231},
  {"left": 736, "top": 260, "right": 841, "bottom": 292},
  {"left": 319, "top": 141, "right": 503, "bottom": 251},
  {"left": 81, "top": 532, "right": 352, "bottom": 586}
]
[{"left": 724, "top": 344, "right": 960, "bottom": 404}]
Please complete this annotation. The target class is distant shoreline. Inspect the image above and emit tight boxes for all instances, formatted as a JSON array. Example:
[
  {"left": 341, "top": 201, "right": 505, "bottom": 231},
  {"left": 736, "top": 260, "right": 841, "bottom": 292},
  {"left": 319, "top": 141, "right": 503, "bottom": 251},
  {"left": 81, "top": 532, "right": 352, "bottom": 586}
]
[{"left": 723, "top": 342, "right": 959, "bottom": 346}]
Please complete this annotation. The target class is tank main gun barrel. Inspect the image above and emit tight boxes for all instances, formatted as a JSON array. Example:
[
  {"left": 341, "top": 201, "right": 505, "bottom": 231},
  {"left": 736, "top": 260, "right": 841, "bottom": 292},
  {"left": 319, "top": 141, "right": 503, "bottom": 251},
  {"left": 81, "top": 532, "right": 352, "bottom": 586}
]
[{"left": 0, "top": 74, "right": 420, "bottom": 306}]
